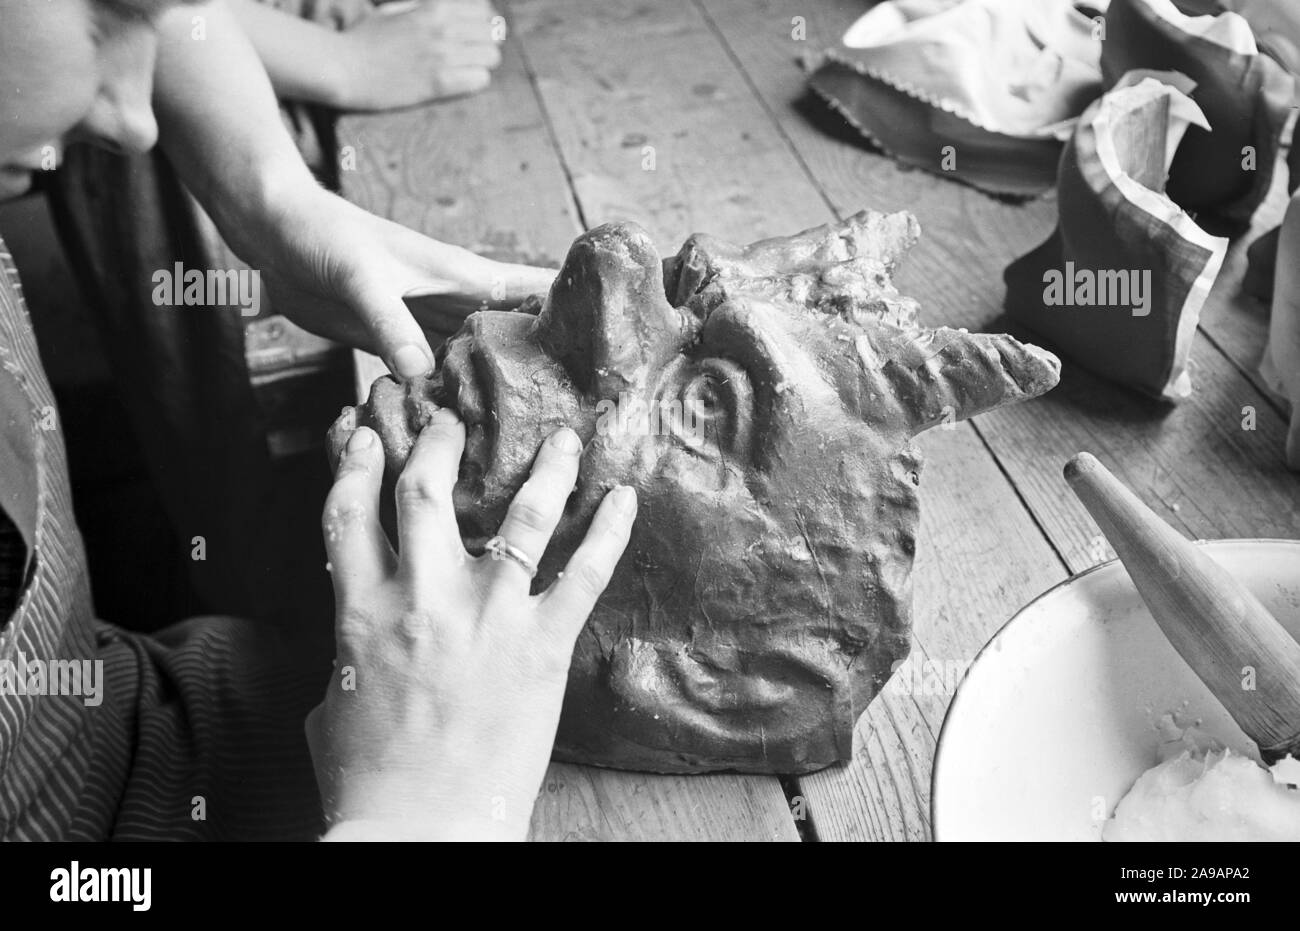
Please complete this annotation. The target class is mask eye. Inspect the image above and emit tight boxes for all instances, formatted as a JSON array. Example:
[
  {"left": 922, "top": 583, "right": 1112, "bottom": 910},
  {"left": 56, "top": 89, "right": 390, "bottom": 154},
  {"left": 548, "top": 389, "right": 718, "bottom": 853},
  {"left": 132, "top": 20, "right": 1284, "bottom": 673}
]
[{"left": 670, "top": 357, "right": 753, "bottom": 456}]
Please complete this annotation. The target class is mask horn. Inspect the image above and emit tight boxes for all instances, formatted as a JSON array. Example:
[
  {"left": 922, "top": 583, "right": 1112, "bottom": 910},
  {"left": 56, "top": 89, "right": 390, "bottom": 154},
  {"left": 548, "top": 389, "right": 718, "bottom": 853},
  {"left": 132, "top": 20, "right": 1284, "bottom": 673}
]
[{"left": 854, "top": 325, "right": 1061, "bottom": 436}]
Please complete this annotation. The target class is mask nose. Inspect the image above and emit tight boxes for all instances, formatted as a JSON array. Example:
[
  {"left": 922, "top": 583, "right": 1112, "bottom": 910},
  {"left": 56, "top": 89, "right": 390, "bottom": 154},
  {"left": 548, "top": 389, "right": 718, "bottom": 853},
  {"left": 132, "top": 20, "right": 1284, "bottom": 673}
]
[{"left": 533, "top": 222, "right": 697, "bottom": 398}]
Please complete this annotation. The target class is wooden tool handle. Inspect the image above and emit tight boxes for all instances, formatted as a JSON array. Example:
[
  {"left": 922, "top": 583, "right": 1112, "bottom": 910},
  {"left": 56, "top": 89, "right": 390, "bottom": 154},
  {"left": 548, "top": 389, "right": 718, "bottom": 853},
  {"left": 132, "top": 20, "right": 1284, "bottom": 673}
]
[{"left": 1065, "top": 452, "right": 1300, "bottom": 761}]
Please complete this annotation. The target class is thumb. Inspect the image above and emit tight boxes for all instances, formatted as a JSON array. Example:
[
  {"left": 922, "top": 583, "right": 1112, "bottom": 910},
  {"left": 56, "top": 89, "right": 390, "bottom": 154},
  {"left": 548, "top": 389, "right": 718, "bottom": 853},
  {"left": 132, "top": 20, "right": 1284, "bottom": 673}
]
[
  {"left": 376, "top": 0, "right": 422, "bottom": 15},
  {"left": 347, "top": 273, "right": 436, "bottom": 379},
  {"left": 487, "top": 261, "right": 558, "bottom": 307},
  {"left": 434, "top": 67, "right": 492, "bottom": 99}
]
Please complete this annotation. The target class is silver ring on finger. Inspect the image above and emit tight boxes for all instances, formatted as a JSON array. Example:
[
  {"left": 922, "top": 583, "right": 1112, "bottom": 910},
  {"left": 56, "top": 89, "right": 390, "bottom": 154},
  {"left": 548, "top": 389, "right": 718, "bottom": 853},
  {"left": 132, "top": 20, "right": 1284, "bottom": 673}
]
[{"left": 483, "top": 534, "right": 539, "bottom": 579}]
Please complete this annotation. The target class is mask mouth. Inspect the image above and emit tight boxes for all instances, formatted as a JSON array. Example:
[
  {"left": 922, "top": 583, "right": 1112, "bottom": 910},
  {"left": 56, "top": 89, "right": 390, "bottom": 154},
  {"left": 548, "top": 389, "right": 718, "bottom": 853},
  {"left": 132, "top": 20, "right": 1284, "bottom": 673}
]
[
  {"left": 435, "top": 343, "right": 485, "bottom": 426},
  {"left": 429, "top": 344, "right": 500, "bottom": 540},
  {"left": 428, "top": 328, "right": 611, "bottom": 558}
]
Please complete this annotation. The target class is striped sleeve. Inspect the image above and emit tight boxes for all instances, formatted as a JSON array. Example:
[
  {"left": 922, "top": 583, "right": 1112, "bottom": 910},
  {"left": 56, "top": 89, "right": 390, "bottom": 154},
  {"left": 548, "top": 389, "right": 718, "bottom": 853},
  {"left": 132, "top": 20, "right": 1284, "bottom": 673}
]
[{"left": 1, "top": 234, "right": 329, "bottom": 841}]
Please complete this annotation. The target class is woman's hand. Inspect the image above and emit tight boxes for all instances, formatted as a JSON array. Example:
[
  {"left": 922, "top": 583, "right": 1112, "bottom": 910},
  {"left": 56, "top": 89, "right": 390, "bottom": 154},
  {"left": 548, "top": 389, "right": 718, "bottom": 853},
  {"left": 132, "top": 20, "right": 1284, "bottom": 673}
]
[
  {"left": 254, "top": 182, "right": 556, "bottom": 377},
  {"left": 153, "top": 1, "right": 551, "bottom": 377},
  {"left": 307, "top": 414, "right": 636, "bottom": 840},
  {"left": 337, "top": 0, "right": 504, "bottom": 111}
]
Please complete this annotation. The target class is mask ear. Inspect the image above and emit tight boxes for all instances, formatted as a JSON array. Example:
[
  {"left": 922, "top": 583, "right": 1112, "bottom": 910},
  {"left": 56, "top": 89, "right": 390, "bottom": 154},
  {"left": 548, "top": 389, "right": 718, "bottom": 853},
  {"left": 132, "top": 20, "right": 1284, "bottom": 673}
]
[
  {"left": 667, "top": 210, "right": 923, "bottom": 330},
  {"left": 851, "top": 324, "right": 1061, "bottom": 437},
  {"left": 533, "top": 222, "right": 695, "bottom": 398}
]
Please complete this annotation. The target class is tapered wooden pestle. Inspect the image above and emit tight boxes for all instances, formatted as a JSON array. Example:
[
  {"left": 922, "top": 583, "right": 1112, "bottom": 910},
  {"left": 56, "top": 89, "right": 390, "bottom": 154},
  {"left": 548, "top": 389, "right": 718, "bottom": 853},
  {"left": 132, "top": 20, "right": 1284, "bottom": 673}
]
[{"left": 1064, "top": 452, "right": 1300, "bottom": 763}]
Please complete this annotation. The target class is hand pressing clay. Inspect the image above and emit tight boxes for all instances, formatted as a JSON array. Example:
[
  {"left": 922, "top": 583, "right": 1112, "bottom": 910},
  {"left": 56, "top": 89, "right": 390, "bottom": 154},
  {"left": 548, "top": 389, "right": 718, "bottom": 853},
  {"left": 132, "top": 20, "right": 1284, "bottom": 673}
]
[{"left": 329, "top": 212, "right": 1061, "bottom": 773}]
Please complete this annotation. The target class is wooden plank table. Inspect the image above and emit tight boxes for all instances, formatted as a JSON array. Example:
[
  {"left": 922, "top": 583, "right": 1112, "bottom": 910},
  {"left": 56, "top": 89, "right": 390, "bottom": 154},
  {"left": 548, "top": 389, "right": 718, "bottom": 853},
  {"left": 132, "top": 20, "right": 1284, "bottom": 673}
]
[{"left": 338, "top": 0, "right": 1300, "bottom": 841}]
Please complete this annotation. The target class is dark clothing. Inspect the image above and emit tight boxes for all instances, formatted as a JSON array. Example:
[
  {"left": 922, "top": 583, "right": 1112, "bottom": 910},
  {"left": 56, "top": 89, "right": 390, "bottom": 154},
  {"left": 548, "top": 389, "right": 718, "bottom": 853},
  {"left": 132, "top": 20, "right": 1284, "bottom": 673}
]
[{"left": 0, "top": 237, "right": 326, "bottom": 840}]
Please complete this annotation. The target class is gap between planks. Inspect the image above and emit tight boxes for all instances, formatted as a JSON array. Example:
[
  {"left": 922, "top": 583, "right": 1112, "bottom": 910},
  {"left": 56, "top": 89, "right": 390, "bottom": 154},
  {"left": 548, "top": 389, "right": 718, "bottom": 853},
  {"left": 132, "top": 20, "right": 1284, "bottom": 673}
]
[{"left": 501, "top": 0, "right": 1072, "bottom": 841}]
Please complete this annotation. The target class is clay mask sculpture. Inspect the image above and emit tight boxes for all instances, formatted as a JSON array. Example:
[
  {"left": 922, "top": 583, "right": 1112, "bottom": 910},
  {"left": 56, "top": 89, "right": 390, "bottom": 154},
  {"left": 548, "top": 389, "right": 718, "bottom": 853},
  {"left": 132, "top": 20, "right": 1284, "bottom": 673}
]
[{"left": 329, "top": 212, "right": 1061, "bottom": 773}]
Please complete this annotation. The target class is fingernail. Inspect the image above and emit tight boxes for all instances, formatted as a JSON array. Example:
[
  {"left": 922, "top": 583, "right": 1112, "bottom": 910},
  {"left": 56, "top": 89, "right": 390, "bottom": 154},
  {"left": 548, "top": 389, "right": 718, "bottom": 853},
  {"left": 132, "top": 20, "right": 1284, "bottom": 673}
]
[
  {"left": 549, "top": 428, "right": 582, "bottom": 454},
  {"left": 612, "top": 485, "right": 637, "bottom": 517},
  {"left": 429, "top": 407, "right": 460, "bottom": 426},
  {"left": 347, "top": 427, "right": 375, "bottom": 452},
  {"left": 393, "top": 344, "right": 433, "bottom": 378}
]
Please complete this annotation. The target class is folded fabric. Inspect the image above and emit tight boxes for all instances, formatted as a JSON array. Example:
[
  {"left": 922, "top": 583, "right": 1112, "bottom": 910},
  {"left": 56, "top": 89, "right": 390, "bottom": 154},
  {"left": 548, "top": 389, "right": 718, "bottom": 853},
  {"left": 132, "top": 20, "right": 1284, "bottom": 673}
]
[
  {"left": 805, "top": 0, "right": 1106, "bottom": 197},
  {"left": 1004, "top": 75, "right": 1228, "bottom": 401},
  {"left": 1169, "top": 1, "right": 1300, "bottom": 467},
  {"left": 1241, "top": 135, "right": 1300, "bottom": 304},
  {"left": 1221, "top": 0, "right": 1300, "bottom": 73},
  {"left": 1101, "top": 0, "right": 1295, "bottom": 231},
  {"left": 1221, "top": 0, "right": 1300, "bottom": 304},
  {"left": 1261, "top": 192, "right": 1300, "bottom": 471}
]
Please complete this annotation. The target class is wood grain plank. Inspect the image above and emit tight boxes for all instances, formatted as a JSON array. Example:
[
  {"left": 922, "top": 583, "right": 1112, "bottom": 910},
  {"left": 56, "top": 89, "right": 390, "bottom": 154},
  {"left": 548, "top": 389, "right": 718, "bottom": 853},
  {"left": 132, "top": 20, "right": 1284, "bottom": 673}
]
[
  {"left": 531, "top": 763, "right": 797, "bottom": 841},
  {"left": 974, "top": 338, "right": 1300, "bottom": 575},
  {"left": 337, "top": 23, "right": 798, "bottom": 842},
  {"left": 798, "top": 426, "right": 1067, "bottom": 841},
  {"left": 508, "top": 0, "right": 829, "bottom": 248},
  {"left": 509, "top": 0, "right": 1069, "bottom": 840},
  {"left": 695, "top": 0, "right": 1300, "bottom": 835},
  {"left": 695, "top": 0, "right": 1061, "bottom": 322}
]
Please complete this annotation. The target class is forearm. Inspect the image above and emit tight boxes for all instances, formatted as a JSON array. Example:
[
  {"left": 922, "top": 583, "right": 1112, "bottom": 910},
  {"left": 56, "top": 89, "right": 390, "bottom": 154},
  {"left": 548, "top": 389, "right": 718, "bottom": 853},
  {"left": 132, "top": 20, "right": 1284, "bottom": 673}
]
[
  {"left": 227, "top": 0, "right": 352, "bottom": 107},
  {"left": 149, "top": 0, "right": 546, "bottom": 373},
  {"left": 152, "top": 0, "right": 319, "bottom": 258}
]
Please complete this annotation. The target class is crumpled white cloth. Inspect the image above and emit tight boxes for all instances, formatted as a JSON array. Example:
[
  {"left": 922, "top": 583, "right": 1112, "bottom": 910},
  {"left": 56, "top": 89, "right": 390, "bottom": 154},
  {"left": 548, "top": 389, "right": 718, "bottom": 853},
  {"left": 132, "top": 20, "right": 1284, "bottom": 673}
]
[
  {"left": 805, "top": 0, "right": 1108, "bottom": 196},
  {"left": 1221, "top": 0, "right": 1300, "bottom": 72}
]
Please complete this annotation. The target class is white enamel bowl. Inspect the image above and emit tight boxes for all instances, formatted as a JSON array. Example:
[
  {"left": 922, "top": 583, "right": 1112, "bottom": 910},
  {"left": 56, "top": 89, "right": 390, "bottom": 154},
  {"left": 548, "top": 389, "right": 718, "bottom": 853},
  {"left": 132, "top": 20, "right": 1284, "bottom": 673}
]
[{"left": 932, "top": 539, "right": 1300, "bottom": 841}]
